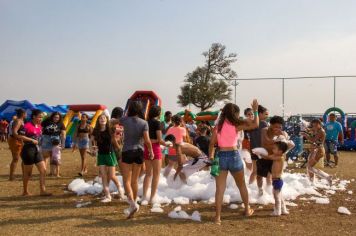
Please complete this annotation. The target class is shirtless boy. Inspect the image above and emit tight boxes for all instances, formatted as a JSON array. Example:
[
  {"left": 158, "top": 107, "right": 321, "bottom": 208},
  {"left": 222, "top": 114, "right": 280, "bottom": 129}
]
[
  {"left": 257, "top": 141, "right": 290, "bottom": 216},
  {"left": 164, "top": 134, "right": 211, "bottom": 184}
]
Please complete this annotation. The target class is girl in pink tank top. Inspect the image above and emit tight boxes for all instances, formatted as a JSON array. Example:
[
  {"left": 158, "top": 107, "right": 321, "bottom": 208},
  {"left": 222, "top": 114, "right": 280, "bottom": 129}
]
[
  {"left": 209, "top": 101, "right": 260, "bottom": 224},
  {"left": 217, "top": 121, "right": 239, "bottom": 148}
]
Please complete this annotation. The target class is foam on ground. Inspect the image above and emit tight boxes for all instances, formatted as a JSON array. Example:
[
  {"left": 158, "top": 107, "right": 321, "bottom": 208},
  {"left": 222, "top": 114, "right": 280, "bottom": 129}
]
[{"left": 68, "top": 168, "right": 349, "bottom": 206}]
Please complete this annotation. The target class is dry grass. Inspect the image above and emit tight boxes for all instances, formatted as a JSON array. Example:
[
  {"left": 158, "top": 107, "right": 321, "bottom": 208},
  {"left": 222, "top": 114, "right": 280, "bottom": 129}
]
[{"left": 0, "top": 142, "right": 355, "bottom": 236}]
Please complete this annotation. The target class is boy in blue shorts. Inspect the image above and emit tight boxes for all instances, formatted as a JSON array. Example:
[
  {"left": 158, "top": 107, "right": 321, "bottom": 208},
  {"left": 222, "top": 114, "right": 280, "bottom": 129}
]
[{"left": 258, "top": 141, "right": 290, "bottom": 216}]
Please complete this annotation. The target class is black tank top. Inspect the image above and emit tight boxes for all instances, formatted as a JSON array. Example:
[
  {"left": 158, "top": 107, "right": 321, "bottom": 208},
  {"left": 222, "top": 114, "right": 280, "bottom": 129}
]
[
  {"left": 97, "top": 130, "right": 112, "bottom": 154},
  {"left": 78, "top": 124, "right": 90, "bottom": 134}
]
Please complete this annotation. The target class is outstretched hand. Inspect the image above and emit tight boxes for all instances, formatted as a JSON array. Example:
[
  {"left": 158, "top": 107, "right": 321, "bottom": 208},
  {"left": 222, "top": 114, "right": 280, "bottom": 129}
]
[{"left": 251, "top": 99, "right": 259, "bottom": 111}]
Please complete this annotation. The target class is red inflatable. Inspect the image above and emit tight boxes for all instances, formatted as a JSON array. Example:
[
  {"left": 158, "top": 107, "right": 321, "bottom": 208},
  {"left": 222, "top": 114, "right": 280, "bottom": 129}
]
[{"left": 69, "top": 104, "right": 107, "bottom": 112}]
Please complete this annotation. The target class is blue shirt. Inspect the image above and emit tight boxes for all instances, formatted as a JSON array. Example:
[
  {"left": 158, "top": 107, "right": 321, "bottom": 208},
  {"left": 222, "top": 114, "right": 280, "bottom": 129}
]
[{"left": 325, "top": 121, "right": 343, "bottom": 141}]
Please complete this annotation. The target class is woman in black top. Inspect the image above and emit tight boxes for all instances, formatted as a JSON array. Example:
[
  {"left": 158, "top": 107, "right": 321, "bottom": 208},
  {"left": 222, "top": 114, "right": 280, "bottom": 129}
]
[
  {"left": 73, "top": 114, "right": 92, "bottom": 176},
  {"left": 142, "top": 106, "right": 168, "bottom": 205},
  {"left": 41, "top": 112, "right": 66, "bottom": 174}
]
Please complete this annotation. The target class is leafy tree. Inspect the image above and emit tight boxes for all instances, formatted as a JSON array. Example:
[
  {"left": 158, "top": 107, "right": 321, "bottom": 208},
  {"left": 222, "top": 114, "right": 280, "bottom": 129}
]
[{"left": 177, "top": 43, "right": 237, "bottom": 111}]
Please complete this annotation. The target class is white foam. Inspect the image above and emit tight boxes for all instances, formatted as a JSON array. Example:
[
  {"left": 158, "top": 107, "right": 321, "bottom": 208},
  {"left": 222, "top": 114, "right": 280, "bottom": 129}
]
[
  {"left": 338, "top": 207, "right": 351, "bottom": 215},
  {"left": 76, "top": 201, "right": 92, "bottom": 208},
  {"left": 68, "top": 168, "right": 349, "bottom": 207},
  {"left": 191, "top": 211, "right": 201, "bottom": 222},
  {"left": 229, "top": 204, "right": 238, "bottom": 209},
  {"left": 168, "top": 210, "right": 190, "bottom": 220},
  {"left": 151, "top": 207, "right": 164, "bottom": 213}
]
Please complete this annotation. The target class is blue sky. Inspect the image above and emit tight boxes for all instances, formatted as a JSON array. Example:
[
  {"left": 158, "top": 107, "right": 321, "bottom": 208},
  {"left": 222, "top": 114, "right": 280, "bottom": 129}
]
[{"left": 1, "top": 0, "right": 356, "bottom": 115}]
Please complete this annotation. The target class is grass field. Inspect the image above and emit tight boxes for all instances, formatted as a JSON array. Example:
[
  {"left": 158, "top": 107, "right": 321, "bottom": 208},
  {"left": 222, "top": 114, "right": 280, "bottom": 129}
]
[{"left": 0, "top": 142, "right": 355, "bottom": 236}]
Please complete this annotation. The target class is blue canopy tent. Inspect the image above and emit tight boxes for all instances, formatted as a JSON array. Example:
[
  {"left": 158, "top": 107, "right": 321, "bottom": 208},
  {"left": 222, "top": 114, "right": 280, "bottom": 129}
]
[
  {"left": 52, "top": 105, "right": 68, "bottom": 114},
  {"left": 0, "top": 100, "right": 36, "bottom": 121},
  {"left": 35, "top": 103, "right": 55, "bottom": 114}
]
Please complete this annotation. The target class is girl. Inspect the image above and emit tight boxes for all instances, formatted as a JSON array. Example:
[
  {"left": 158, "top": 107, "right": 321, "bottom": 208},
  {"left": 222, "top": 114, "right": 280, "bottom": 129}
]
[
  {"left": 164, "top": 115, "right": 189, "bottom": 177},
  {"left": 21, "top": 109, "right": 51, "bottom": 196},
  {"left": 142, "top": 106, "right": 168, "bottom": 205},
  {"left": 209, "top": 101, "right": 259, "bottom": 224},
  {"left": 302, "top": 119, "right": 332, "bottom": 185},
  {"left": 41, "top": 112, "right": 66, "bottom": 174},
  {"left": 73, "top": 114, "right": 92, "bottom": 176},
  {"left": 8, "top": 109, "right": 26, "bottom": 181},
  {"left": 120, "top": 101, "right": 154, "bottom": 219},
  {"left": 92, "top": 114, "right": 123, "bottom": 203}
]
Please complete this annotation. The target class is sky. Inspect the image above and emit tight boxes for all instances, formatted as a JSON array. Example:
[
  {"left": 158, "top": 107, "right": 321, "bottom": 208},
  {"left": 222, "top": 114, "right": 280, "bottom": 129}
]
[{"left": 1, "top": 0, "right": 356, "bottom": 116}]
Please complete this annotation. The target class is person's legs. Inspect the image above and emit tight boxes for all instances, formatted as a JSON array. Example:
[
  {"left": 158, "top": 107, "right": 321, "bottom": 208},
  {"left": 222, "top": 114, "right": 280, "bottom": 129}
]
[
  {"left": 55, "top": 164, "right": 60, "bottom": 177},
  {"left": 9, "top": 151, "right": 20, "bottom": 181},
  {"left": 272, "top": 189, "right": 282, "bottom": 216},
  {"left": 231, "top": 170, "right": 253, "bottom": 216},
  {"left": 334, "top": 153, "right": 339, "bottom": 166},
  {"left": 108, "top": 166, "right": 123, "bottom": 197},
  {"left": 79, "top": 149, "right": 87, "bottom": 174},
  {"left": 42, "top": 151, "right": 51, "bottom": 173},
  {"left": 22, "top": 164, "right": 33, "bottom": 195},
  {"left": 150, "top": 159, "right": 162, "bottom": 203},
  {"left": 163, "top": 160, "right": 175, "bottom": 177},
  {"left": 325, "top": 142, "right": 331, "bottom": 165},
  {"left": 99, "top": 165, "right": 110, "bottom": 200},
  {"left": 131, "top": 163, "right": 142, "bottom": 202},
  {"left": 214, "top": 171, "right": 228, "bottom": 224},
  {"left": 143, "top": 160, "right": 153, "bottom": 200},
  {"left": 121, "top": 162, "right": 133, "bottom": 201},
  {"left": 35, "top": 161, "right": 51, "bottom": 196}
]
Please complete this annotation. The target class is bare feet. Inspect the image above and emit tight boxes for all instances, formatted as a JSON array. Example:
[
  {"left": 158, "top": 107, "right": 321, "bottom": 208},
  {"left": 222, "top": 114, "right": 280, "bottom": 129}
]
[
  {"left": 214, "top": 218, "right": 222, "bottom": 225},
  {"left": 244, "top": 208, "right": 254, "bottom": 217},
  {"left": 22, "top": 192, "right": 32, "bottom": 196}
]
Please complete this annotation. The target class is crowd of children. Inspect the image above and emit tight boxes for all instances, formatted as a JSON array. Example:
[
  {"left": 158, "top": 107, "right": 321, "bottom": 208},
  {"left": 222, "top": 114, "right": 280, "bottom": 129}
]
[{"left": 4, "top": 101, "right": 342, "bottom": 224}]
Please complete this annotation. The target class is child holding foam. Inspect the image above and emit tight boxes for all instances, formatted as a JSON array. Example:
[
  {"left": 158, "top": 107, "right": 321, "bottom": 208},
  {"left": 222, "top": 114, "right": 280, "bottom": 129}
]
[{"left": 254, "top": 141, "right": 290, "bottom": 216}]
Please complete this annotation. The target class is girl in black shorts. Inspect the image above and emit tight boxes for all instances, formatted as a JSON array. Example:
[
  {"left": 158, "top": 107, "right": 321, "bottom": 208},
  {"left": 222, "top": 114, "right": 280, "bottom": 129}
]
[
  {"left": 119, "top": 101, "right": 154, "bottom": 219},
  {"left": 20, "top": 109, "right": 51, "bottom": 196}
]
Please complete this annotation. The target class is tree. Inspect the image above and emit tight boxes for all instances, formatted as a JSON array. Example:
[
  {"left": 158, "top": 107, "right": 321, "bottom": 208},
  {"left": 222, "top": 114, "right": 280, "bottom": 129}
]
[{"left": 177, "top": 43, "right": 237, "bottom": 111}]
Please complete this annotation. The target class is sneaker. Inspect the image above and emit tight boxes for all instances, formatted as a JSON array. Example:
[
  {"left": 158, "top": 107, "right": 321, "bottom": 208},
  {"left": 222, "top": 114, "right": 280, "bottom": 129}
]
[
  {"left": 141, "top": 200, "right": 149, "bottom": 206},
  {"left": 281, "top": 206, "right": 290, "bottom": 215},
  {"left": 101, "top": 197, "right": 112, "bottom": 203},
  {"left": 126, "top": 204, "right": 139, "bottom": 219}
]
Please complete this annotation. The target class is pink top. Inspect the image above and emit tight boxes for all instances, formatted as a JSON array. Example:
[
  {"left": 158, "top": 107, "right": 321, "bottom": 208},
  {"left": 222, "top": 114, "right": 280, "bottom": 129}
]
[
  {"left": 52, "top": 146, "right": 61, "bottom": 161},
  {"left": 24, "top": 122, "right": 42, "bottom": 140},
  {"left": 166, "top": 126, "right": 187, "bottom": 155},
  {"left": 217, "top": 121, "right": 239, "bottom": 148}
]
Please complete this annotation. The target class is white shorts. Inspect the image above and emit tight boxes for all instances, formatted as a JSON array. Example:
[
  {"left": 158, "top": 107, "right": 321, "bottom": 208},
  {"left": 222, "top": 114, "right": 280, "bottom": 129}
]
[{"left": 181, "top": 154, "right": 210, "bottom": 178}]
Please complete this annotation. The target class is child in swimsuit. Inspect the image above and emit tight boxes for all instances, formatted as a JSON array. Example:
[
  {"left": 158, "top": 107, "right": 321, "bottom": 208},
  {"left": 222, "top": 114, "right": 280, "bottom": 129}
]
[{"left": 258, "top": 141, "right": 290, "bottom": 216}]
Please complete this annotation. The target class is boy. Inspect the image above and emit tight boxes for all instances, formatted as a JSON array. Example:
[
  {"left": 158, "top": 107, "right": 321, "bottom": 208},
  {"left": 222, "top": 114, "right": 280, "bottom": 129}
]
[
  {"left": 165, "top": 134, "right": 211, "bottom": 184},
  {"left": 194, "top": 124, "right": 210, "bottom": 156},
  {"left": 50, "top": 139, "right": 62, "bottom": 177},
  {"left": 255, "top": 141, "right": 290, "bottom": 216}
]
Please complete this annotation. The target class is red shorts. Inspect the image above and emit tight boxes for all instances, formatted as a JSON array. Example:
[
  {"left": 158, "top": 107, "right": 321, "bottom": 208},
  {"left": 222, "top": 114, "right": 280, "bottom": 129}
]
[{"left": 144, "top": 143, "right": 162, "bottom": 160}]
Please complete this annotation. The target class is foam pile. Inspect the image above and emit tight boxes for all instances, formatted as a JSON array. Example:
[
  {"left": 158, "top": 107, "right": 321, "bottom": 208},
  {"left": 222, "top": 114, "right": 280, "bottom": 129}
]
[{"left": 68, "top": 169, "right": 349, "bottom": 206}]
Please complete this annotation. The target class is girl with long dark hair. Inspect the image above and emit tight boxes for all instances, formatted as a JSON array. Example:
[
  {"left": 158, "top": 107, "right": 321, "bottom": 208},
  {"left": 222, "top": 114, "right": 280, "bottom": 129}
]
[
  {"left": 92, "top": 113, "right": 122, "bottom": 203},
  {"left": 120, "top": 101, "right": 154, "bottom": 218},
  {"left": 209, "top": 100, "right": 259, "bottom": 224}
]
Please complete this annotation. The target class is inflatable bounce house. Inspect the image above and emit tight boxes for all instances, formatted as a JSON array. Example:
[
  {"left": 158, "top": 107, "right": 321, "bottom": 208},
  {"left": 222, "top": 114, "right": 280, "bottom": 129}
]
[
  {"left": 124, "top": 91, "right": 162, "bottom": 120},
  {"left": 63, "top": 104, "right": 108, "bottom": 148},
  {"left": 0, "top": 100, "right": 37, "bottom": 121},
  {"left": 177, "top": 110, "right": 219, "bottom": 125}
]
